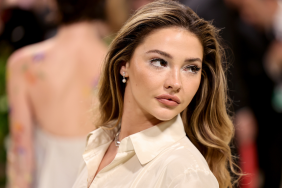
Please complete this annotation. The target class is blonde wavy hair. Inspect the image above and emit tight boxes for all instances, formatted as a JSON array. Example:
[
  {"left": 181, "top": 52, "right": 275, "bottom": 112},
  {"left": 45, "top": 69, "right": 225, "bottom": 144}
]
[{"left": 97, "top": 0, "right": 240, "bottom": 187}]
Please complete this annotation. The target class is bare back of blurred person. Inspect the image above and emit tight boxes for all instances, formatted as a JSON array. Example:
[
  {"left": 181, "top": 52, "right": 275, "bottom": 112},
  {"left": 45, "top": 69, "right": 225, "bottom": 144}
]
[
  {"left": 6, "top": 0, "right": 108, "bottom": 188},
  {"left": 11, "top": 21, "right": 107, "bottom": 136}
]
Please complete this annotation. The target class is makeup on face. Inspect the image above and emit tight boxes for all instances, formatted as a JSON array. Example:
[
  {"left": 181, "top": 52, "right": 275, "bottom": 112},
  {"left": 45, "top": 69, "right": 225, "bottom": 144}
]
[
  {"left": 146, "top": 49, "right": 202, "bottom": 74},
  {"left": 155, "top": 94, "right": 180, "bottom": 107},
  {"left": 122, "top": 27, "right": 203, "bottom": 121}
]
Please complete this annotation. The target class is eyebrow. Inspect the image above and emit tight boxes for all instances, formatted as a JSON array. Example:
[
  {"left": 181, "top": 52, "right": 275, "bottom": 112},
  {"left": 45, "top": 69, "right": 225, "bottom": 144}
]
[
  {"left": 185, "top": 57, "right": 202, "bottom": 63},
  {"left": 146, "top": 49, "right": 202, "bottom": 63},
  {"left": 146, "top": 49, "right": 172, "bottom": 59}
]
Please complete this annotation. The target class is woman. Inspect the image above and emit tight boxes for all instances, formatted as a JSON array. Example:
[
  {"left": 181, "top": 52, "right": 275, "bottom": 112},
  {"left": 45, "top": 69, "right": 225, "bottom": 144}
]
[
  {"left": 73, "top": 1, "right": 239, "bottom": 188},
  {"left": 6, "top": 0, "right": 108, "bottom": 188}
]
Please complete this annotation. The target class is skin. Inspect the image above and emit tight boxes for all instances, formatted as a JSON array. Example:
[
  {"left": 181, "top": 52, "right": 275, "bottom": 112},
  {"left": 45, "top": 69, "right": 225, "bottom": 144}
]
[
  {"left": 224, "top": 0, "right": 243, "bottom": 9},
  {"left": 7, "top": 21, "right": 108, "bottom": 188},
  {"left": 265, "top": 40, "right": 282, "bottom": 80},
  {"left": 106, "top": 0, "right": 129, "bottom": 33},
  {"left": 106, "top": 0, "right": 154, "bottom": 33},
  {"left": 91, "top": 27, "right": 203, "bottom": 183},
  {"left": 239, "top": 0, "right": 278, "bottom": 29},
  {"left": 130, "top": 0, "right": 154, "bottom": 11}
]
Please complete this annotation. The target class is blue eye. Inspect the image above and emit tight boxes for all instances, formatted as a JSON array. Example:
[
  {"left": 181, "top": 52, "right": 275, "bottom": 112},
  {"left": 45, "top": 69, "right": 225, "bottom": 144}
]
[
  {"left": 184, "top": 65, "right": 201, "bottom": 73},
  {"left": 150, "top": 58, "right": 168, "bottom": 68}
]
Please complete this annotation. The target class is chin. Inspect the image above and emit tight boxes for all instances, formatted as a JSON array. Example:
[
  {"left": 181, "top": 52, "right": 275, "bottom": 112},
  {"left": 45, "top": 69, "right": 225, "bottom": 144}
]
[{"left": 152, "top": 108, "right": 179, "bottom": 121}]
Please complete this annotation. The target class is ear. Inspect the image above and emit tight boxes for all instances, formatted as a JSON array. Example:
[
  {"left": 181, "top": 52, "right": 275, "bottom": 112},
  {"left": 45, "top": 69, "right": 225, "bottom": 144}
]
[{"left": 120, "top": 62, "right": 130, "bottom": 77}]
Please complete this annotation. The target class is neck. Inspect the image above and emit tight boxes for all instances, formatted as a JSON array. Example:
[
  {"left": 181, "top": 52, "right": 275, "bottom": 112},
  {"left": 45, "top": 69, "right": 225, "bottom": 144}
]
[
  {"left": 56, "top": 21, "right": 110, "bottom": 43},
  {"left": 119, "top": 86, "right": 163, "bottom": 141}
]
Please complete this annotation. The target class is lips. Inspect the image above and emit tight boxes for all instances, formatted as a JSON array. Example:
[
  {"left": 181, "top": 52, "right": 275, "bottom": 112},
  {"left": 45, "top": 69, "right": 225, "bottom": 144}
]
[{"left": 155, "top": 94, "right": 181, "bottom": 107}]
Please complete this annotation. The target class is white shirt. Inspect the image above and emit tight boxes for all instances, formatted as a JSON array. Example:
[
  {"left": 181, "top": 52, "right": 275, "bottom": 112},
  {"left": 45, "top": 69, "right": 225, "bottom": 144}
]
[{"left": 72, "top": 115, "right": 219, "bottom": 188}]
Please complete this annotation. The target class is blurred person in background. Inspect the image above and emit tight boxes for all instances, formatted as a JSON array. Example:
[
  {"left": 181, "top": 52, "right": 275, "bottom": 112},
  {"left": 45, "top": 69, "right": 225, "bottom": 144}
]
[
  {"left": 0, "top": 0, "right": 48, "bottom": 185},
  {"left": 6, "top": 0, "right": 109, "bottom": 187},
  {"left": 0, "top": 0, "right": 59, "bottom": 51},
  {"left": 105, "top": 0, "right": 129, "bottom": 35},
  {"left": 228, "top": 0, "right": 282, "bottom": 187},
  {"left": 0, "top": 0, "right": 58, "bottom": 185},
  {"left": 105, "top": 0, "right": 154, "bottom": 40},
  {"left": 0, "top": 0, "right": 44, "bottom": 50}
]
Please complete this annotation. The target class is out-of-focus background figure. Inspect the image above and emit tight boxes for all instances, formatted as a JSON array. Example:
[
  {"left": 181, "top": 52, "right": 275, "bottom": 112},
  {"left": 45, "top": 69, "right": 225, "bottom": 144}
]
[
  {"left": 0, "top": 0, "right": 57, "bottom": 50},
  {"left": 0, "top": 0, "right": 58, "bottom": 186},
  {"left": 0, "top": 0, "right": 281, "bottom": 188},
  {"left": 235, "top": 1, "right": 282, "bottom": 188},
  {"left": 6, "top": 0, "right": 109, "bottom": 187}
]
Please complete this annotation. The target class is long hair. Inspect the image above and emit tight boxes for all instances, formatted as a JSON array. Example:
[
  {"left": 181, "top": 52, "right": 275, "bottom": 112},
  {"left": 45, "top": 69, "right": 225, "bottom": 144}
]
[{"left": 97, "top": 0, "right": 240, "bottom": 187}]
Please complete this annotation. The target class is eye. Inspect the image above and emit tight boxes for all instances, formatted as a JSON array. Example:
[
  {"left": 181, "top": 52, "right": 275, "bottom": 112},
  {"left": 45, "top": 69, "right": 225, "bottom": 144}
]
[
  {"left": 150, "top": 58, "right": 168, "bottom": 68},
  {"left": 184, "top": 65, "right": 201, "bottom": 73}
]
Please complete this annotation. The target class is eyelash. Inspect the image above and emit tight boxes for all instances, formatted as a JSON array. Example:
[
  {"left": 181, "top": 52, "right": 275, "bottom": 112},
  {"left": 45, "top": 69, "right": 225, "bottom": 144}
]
[
  {"left": 150, "top": 58, "right": 168, "bottom": 69},
  {"left": 150, "top": 58, "right": 201, "bottom": 74},
  {"left": 183, "top": 65, "right": 201, "bottom": 73}
]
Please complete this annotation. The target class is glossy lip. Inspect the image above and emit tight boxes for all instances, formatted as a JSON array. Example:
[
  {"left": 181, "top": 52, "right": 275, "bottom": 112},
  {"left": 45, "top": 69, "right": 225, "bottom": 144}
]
[{"left": 155, "top": 94, "right": 181, "bottom": 107}]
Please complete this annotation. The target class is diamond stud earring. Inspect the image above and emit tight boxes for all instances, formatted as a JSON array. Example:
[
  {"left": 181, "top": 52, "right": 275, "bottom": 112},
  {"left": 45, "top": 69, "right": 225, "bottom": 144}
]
[{"left": 122, "top": 72, "right": 126, "bottom": 83}]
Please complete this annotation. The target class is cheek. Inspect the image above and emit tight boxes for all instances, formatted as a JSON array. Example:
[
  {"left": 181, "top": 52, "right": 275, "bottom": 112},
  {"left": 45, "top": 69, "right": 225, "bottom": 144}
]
[
  {"left": 129, "top": 59, "right": 162, "bottom": 95},
  {"left": 181, "top": 75, "right": 201, "bottom": 105}
]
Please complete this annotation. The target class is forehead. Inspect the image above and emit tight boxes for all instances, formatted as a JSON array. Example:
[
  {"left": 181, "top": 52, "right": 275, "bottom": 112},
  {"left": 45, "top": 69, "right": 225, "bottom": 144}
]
[{"left": 135, "top": 27, "right": 203, "bottom": 59}]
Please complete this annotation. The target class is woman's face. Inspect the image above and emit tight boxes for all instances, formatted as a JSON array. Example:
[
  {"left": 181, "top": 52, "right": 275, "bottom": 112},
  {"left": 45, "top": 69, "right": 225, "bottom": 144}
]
[{"left": 121, "top": 27, "right": 203, "bottom": 121}]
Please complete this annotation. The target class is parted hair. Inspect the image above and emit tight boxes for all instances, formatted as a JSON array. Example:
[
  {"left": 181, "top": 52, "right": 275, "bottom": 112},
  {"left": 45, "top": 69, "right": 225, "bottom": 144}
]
[
  {"left": 97, "top": 0, "right": 241, "bottom": 187},
  {"left": 55, "top": 0, "right": 106, "bottom": 24}
]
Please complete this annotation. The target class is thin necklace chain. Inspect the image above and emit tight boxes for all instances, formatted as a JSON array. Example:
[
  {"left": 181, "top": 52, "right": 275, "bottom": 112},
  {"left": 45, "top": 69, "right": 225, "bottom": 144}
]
[
  {"left": 114, "top": 131, "right": 120, "bottom": 146},
  {"left": 115, "top": 124, "right": 121, "bottom": 146}
]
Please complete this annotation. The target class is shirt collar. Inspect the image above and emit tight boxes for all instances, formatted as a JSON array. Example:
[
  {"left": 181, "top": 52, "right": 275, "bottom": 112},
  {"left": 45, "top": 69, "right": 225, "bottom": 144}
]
[
  {"left": 128, "top": 114, "right": 186, "bottom": 165},
  {"left": 84, "top": 114, "right": 186, "bottom": 165},
  {"left": 83, "top": 126, "right": 117, "bottom": 164}
]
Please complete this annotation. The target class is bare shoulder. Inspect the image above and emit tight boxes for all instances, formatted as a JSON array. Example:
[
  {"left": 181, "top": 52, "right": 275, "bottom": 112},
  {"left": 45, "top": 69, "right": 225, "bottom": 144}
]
[{"left": 7, "top": 39, "right": 55, "bottom": 72}]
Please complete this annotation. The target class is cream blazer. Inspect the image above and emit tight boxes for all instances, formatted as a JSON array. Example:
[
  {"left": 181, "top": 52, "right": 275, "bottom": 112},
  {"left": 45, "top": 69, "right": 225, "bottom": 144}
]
[{"left": 72, "top": 115, "right": 219, "bottom": 188}]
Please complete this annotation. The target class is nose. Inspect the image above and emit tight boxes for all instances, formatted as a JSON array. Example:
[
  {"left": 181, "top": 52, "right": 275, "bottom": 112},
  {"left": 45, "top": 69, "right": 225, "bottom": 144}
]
[{"left": 164, "top": 69, "right": 181, "bottom": 93}]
